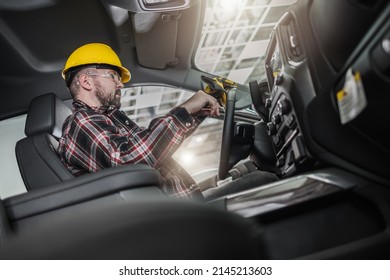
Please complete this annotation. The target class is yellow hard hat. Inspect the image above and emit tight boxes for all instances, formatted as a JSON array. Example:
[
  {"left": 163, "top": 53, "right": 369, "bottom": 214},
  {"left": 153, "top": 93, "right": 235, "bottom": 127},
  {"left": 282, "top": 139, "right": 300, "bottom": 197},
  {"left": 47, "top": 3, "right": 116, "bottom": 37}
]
[{"left": 62, "top": 43, "right": 131, "bottom": 86}]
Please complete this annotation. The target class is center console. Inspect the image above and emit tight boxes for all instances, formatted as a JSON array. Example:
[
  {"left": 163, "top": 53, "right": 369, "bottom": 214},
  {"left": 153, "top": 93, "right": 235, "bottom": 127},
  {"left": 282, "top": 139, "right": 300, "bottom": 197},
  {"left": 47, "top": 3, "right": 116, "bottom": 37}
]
[
  {"left": 262, "top": 12, "right": 315, "bottom": 178},
  {"left": 210, "top": 167, "right": 388, "bottom": 259},
  {"left": 226, "top": 171, "right": 351, "bottom": 218}
]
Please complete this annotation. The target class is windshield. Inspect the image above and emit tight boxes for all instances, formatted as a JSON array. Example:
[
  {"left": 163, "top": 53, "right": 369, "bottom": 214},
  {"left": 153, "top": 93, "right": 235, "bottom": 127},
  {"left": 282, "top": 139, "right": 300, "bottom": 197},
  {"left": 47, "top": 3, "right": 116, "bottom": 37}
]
[{"left": 195, "top": 0, "right": 296, "bottom": 84}]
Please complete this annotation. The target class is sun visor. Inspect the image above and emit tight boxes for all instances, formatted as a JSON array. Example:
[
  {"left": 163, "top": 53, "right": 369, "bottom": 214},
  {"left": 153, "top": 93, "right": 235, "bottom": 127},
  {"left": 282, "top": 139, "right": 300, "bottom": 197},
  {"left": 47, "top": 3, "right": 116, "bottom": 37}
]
[{"left": 132, "top": 12, "right": 180, "bottom": 69}]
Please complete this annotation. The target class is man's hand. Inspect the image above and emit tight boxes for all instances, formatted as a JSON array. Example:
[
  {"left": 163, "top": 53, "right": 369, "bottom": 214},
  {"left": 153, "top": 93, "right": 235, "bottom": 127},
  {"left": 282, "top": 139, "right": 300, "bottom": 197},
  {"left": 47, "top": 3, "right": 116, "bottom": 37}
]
[{"left": 180, "top": 90, "right": 221, "bottom": 117}]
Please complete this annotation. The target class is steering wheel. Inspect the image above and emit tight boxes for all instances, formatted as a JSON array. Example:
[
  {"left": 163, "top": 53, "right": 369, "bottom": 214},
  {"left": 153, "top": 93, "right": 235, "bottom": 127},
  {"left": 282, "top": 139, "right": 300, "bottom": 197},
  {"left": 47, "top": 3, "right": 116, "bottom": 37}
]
[{"left": 218, "top": 89, "right": 236, "bottom": 180}]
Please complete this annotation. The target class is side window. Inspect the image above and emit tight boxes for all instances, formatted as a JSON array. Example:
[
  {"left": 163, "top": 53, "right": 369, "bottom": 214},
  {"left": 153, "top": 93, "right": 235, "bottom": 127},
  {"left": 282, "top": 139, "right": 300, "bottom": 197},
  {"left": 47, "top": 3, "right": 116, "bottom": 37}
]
[
  {"left": 0, "top": 115, "right": 27, "bottom": 198},
  {"left": 120, "top": 86, "right": 223, "bottom": 179}
]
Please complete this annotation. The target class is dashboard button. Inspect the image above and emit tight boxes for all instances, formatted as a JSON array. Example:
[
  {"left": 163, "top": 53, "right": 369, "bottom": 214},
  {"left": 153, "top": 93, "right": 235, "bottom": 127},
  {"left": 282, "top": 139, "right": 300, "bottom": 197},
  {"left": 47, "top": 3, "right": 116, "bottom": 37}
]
[
  {"left": 277, "top": 99, "right": 291, "bottom": 114},
  {"left": 272, "top": 113, "right": 282, "bottom": 125},
  {"left": 273, "top": 134, "right": 283, "bottom": 147},
  {"left": 292, "top": 136, "right": 306, "bottom": 162},
  {"left": 287, "top": 114, "right": 295, "bottom": 127},
  {"left": 267, "top": 122, "right": 277, "bottom": 135}
]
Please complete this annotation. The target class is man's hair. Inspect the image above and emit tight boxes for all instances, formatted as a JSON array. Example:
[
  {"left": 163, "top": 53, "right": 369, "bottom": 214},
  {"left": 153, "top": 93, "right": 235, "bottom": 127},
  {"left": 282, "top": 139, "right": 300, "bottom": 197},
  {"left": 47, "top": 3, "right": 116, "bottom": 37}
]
[{"left": 68, "top": 68, "right": 91, "bottom": 99}]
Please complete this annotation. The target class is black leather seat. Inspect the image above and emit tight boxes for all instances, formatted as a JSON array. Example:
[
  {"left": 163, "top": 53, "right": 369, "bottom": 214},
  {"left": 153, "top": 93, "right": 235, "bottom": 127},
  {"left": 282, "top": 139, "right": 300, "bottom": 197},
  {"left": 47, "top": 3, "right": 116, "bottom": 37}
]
[
  {"left": 15, "top": 93, "right": 74, "bottom": 191},
  {"left": 0, "top": 167, "right": 262, "bottom": 260}
]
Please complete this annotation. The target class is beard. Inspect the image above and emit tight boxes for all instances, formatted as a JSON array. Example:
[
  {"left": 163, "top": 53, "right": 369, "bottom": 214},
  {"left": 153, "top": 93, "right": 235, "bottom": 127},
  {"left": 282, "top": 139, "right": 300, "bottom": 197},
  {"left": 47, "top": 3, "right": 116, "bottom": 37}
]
[{"left": 94, "top": 80, "right": 121, "bottom": 109}]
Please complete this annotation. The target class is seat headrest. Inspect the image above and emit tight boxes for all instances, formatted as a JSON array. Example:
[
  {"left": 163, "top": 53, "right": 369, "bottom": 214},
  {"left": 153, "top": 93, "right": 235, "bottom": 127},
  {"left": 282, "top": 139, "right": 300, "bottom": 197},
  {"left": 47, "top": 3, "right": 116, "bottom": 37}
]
[{"left": 25, "top": 93, "right": 72, "bottom": 138}]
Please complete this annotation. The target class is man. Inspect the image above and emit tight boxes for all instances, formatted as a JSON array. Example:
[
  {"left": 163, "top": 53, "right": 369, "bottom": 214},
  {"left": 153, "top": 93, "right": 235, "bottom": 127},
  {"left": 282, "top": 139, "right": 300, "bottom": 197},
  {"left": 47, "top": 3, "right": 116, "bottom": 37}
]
[{"left": 58, "top": 43, "right": 221, "bottom": 200}]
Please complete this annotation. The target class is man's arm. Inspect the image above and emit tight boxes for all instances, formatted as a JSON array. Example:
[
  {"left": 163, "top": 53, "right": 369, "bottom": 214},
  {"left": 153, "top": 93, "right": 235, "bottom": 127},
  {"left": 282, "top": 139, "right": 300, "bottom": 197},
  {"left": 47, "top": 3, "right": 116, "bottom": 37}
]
[
  {"left": 60, "top": 107, "right": 203, "bottom": 173},
  {"left": 180, "top": 90, "right": 221, "bottom": 117}
]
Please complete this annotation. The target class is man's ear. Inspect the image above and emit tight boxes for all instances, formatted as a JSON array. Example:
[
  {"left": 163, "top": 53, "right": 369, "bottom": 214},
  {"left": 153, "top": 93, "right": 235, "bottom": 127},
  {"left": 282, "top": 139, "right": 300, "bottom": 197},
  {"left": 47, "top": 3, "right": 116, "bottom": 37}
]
[{"left": 78, "top": 74, "right": 93, "bottom": 90}]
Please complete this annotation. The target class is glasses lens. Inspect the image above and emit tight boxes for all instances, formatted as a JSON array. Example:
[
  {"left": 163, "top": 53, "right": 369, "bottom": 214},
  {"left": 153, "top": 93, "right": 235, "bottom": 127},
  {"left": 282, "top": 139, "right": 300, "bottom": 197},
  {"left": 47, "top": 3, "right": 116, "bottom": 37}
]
[
  {"left": 86, "top": 71, "right": 121, "bottom": 83},
  {"left": 113, "top": 73, "right": 121, "bottom": 82}
]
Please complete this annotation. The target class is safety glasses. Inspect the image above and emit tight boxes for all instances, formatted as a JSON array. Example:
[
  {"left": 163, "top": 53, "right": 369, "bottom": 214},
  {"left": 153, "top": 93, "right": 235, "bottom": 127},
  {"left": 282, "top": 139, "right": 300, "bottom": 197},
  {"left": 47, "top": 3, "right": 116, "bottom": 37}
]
[{"left": 87, "top": 71, "right": 122, "bottom": 83}]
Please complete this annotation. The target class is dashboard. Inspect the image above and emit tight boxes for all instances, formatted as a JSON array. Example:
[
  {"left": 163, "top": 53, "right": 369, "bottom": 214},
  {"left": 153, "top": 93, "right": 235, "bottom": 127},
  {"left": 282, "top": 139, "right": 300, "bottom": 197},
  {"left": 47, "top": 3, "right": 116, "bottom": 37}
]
[
  {"left": 251, "top": 0, "right": 390, "bottom": 185},
  {"left": 261, "top": 11, "right": 314, "bottom": 178},
  {"left": 224, "top": 0, "right": 390, "bottom": 259}
]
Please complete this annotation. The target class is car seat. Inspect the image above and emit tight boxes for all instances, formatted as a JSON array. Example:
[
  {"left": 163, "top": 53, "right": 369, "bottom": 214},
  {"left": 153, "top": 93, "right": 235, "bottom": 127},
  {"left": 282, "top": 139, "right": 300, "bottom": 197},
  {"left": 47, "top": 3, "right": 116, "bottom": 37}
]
[{"left": 15, "top": 93, "right": 74, "bottom": 190}]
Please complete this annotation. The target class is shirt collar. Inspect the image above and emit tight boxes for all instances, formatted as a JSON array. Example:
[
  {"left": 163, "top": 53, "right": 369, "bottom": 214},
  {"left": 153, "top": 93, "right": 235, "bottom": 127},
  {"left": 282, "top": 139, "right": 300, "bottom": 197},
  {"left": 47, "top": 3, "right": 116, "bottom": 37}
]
[{"left": 73, "top": 100, "right": 116, "bottom": 114}]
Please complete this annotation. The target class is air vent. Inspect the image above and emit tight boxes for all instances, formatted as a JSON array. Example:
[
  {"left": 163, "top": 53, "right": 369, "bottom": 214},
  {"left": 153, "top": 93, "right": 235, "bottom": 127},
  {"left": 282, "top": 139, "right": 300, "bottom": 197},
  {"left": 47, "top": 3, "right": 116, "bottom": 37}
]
[
  {"left": 287, "top": 23, "right": 302, "bottom": 57},
  {"left": 280, "top": 19, "right": 303, "bottom": 63}
]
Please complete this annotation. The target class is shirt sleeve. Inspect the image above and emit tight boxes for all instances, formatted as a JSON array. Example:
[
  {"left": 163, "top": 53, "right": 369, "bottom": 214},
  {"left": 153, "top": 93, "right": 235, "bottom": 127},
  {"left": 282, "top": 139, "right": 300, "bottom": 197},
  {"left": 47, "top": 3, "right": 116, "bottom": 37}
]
[{"left": 60, "top": 107, "right": 204, "bottom": 173}]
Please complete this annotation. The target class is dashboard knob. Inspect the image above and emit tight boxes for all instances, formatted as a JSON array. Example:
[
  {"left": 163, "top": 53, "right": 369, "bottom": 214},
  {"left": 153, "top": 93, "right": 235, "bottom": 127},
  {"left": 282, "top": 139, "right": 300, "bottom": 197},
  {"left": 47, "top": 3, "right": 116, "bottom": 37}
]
[
  {"left": 277, "top": 99, "right": 291, "bottom": 114},
  {"left": 266, "top": 122, "right": 277, "bottom": 135},
  {"left": 272, "top": 114, "right": 282, "bottom": 125}
]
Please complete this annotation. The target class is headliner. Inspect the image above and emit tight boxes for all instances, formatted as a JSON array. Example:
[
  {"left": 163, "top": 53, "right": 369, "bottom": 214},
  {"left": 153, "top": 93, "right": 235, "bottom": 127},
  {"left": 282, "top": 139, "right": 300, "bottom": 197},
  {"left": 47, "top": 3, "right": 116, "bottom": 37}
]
[{"left": 0, "top": 0, "right": 205, "bottom": 119}]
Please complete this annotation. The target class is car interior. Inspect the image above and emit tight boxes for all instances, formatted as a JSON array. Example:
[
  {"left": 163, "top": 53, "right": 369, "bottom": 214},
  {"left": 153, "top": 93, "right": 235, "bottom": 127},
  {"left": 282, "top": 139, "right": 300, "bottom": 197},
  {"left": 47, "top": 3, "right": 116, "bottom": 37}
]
[{"left": 0, "top": 0, "right": 389, "bottom": 259}]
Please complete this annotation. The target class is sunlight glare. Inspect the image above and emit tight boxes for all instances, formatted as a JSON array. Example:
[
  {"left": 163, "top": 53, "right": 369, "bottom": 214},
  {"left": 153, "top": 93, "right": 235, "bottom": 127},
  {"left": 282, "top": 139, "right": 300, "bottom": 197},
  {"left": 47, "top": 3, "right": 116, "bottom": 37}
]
[
  {"left": 179, "top": 152, "right": 195, "bottom": 166},
  {"left": 217, "top": 0, "right": 241, "bottom": 17}
]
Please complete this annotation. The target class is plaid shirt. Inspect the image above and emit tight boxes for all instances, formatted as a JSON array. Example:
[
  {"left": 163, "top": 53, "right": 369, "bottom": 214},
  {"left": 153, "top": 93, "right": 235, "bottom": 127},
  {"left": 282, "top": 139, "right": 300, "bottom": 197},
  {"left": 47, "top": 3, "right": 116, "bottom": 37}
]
[{"left": 57, "top": 100, "right": 204, "bottom": 200}]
